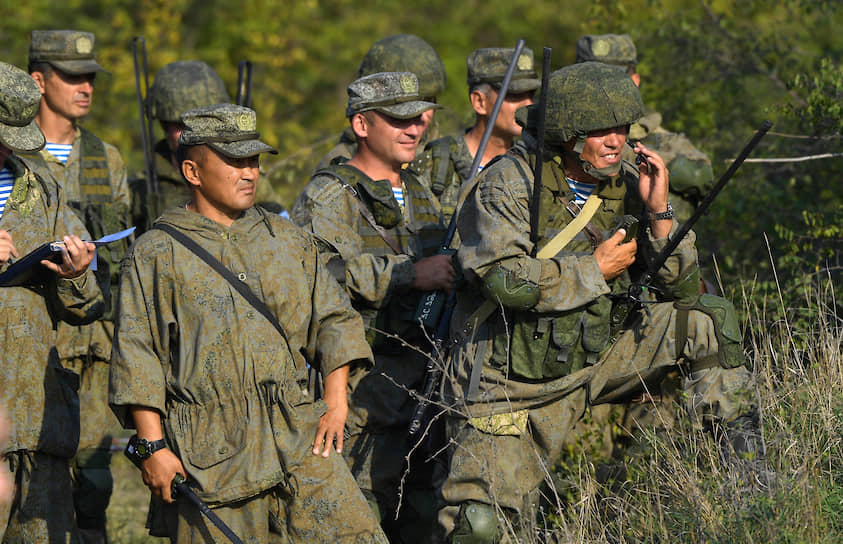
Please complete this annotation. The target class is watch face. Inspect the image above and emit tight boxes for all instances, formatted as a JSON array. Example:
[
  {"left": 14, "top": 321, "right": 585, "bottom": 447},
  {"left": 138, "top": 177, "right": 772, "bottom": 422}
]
[{"left": 136, "top": 442, "right": 149, "bottom": 456}]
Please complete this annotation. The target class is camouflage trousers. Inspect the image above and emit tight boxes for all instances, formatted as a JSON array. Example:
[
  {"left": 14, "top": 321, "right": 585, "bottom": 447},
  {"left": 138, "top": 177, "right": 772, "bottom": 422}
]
[
  {"left": 344, "top": 350, "right": 444, "bottom": 543},
  {"left": 150, "top": 448, "right": 388, "bottom": 543},
  {"left": 62, "top": 357, "right": 120, "bottom": 541},
  {"left": 0, "top": 450, "right": 77, "bottom": 544},
  {"left": 439, "top": 303, "right": 755, "bottom": 539}
]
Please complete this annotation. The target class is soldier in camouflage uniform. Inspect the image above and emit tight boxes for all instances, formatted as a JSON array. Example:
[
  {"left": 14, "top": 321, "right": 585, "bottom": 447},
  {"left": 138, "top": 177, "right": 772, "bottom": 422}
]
[
  {"left": 437, "top": 62, "right": 758, "bottom": 542},
  {"left": 575, "top": 34, "right": 714, "bottom": 224},
  {"left": 131, "top": 60, "right": 287, "bottom": 235},
  {"left": 575, "top": 33, "right": 719, "bottom": 467},
  {"left": 410, "top": 47, "right": 539, "bottom": 221},
  {"left": 23, "top": 29, "right": 129, "bottom": 544},
  {"left": 109, "top": 103, "right": 387, "bottom": 543},
  {"left": 293, "top": 72, "right": 453, "bottom": 542},
  {"left": 0, "top": 61, "right": 103, "bottom": 543},
  {"left": 316, "top": 34, "right": 449, "bottom": 171}
]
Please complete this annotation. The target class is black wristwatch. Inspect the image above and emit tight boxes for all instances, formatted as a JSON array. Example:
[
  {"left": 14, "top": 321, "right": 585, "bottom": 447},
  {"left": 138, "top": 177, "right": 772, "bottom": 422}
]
[
  {"left": 125, "top": 434, "right": 167, "bottom": 468},
  {"left": 647, "top": 201, "right": 674, "bottom": 221}
]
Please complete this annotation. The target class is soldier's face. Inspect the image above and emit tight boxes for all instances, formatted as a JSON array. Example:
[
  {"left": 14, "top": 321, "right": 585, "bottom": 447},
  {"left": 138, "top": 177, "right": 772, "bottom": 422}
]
[
  {"left": 183, "top": 147, "right": 260, "bottom": 223},
  {"left": 578, "top": 126, "right": 627, "bottom": 170},
  {"left": 492, "top": 89, "right": 535, "bottom": 137},
  {"left": 35, "top": 69, "right": 95, "bottom": 121},
  {"left": 361, "top": 111, "right": 425, "bottom": 166}
]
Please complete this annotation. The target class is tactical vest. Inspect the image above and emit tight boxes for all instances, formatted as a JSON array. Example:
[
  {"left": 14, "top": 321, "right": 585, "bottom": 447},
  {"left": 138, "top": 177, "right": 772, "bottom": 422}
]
[
  {"left": 425, "top": 136, "right": 475, "bottom": 220},
  {"left": 76, "top": 128, "right": 112, "bottom": 206},
  {"left": 314, "top": 163, "right": 446, "bottom": 348},
  {"left": 486, "top": 148, "right": 642, "bottom": 380}
]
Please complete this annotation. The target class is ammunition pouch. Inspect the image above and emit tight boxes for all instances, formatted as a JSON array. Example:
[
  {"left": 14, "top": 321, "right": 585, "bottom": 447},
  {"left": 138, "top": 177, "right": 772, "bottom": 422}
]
[
  {"left": 355, "top": 176, "right": 403, "bottom": 229},
  {"left": 670, "top": 267, "right": 701, "bottom": 302},
  {"left": 674, "top": 294, "right": 745, "bottom": 369},
  {"left": 490, "top": 295, "right": 613, "bottom": 381}
]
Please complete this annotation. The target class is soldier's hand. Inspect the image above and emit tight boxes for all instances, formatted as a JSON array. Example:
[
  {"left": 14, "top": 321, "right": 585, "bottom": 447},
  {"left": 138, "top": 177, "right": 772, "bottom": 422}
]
[
  {"left": 0, "top": 230, "right": 18, "bottom": 265},
  {"left": 41, "top": 235, "right": 96, "bottom": 279},
  {"left": 594, "top": 228, "right": 637, "bottom": 281},
  {"left": 141, "top": 448, "right": 186, "bottom": 503},
  {"left": 313, "top": 398, "right": 348, "bottom": 458},
  {"left": 413, "top": 254, "right": 455, "bottom": 292}
]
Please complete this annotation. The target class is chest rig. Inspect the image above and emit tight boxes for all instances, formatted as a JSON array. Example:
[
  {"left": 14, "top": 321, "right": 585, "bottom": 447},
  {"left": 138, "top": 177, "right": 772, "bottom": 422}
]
[{"left": 487, "top": 149, "right": 641, "bottom": 380}]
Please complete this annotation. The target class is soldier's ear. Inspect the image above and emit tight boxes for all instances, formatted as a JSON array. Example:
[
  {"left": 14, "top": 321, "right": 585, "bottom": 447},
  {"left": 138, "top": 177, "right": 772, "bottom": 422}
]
[
  {"left": 181, "top": 159, "right": 201, "bottom": 188},
  {"left": 350, "top": 113, "right": 369, "bottom": 139},
  {"left": 469, "top": 89, "right": 490, "bottom": 117},
  {"left": 30, "top": 71, "right": 47, "bottom": 94}
]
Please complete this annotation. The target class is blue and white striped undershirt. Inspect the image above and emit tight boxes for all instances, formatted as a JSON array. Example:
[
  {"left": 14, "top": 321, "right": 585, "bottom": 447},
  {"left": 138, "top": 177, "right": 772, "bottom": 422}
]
[
  {"left": 566, "top": 177, "right": 597, "bottom": 205},
  {"left": 392, "top": 186, "right": 404, "bottom": 207},
  {"left": 45, "top": 142, "right": 73, "bottom": 164},
  {"left": 0, "top": 167, "right": 14, "bottom": 220}
]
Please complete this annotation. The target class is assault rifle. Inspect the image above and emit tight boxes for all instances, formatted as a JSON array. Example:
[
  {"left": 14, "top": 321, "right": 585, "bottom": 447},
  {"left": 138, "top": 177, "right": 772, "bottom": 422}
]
[
  {"left": 611, "top": 120, "right": 773, "bottom": 327},
  {"left": 236, "top": 60, "right": 253, "bottom": 108},
  {"left": 131, "top": 36, "right": 158, "bottom": 198},
  {"left": 408, "top": 39, "right": 527, "bottom": 440}
]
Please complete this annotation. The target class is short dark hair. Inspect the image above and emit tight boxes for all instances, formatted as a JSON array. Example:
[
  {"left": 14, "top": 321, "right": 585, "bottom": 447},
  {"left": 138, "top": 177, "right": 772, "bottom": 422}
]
[{"left": 28, "top": 61, "right": 54, "bottom": 77}]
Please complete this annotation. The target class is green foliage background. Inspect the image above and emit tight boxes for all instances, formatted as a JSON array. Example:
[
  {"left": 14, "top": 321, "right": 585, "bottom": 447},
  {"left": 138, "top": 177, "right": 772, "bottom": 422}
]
[{"left": 2, "top": 0, "right": 841, "bottom": 304}]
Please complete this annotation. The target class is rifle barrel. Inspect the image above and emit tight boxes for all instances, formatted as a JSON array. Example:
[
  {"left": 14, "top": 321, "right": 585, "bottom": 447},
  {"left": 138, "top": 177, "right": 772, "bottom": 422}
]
[{"left": 641, "top": 120, "right": 773, "bottom": 285}]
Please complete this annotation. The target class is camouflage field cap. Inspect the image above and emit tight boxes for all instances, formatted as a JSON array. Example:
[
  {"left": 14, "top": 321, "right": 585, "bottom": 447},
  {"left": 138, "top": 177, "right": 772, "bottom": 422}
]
[
  {"left": 467, "top": 47, "right": 541, "bottom": 94},
  {"left": 0, "top": 62, "right": 46, "bottom": 154},
  {"left": 516, "top": 62, "right": 643, "bottom": 144},
  {"left": 358, "top": 34, "right": 447, "bottom": 99},
  {"left": 149, "top": 61, "right": 231, "bottom": 122},
  {"left": 29, "top": 30, "right": 107, "bottom": 75},
  {"left": 346, "top": 72, "right": 440, "bottom": 119},
  {"left": 575, "top": 34, "right": 638, "bottom": 67},
  {"left": 179, "top": 104, "right": 277, "bottom": 158}
]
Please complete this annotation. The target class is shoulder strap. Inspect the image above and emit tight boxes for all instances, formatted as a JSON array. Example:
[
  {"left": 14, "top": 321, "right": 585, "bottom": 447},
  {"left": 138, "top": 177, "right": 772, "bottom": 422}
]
[
  {"left": 78, "top": 128, "right": 112, "bottom": 202},
  {"left": 152, "top": 223, "right": 290, "bottom": 344},
  {"left": 313, "top": 166, "right": 404, "bottom": 255}
]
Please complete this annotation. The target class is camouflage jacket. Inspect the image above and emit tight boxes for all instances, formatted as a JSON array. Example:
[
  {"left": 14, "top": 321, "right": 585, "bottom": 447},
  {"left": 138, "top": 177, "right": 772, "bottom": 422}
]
[
  {"left": 0, "top": 154, "right": 103, "bottom": 456},
  {"left": 292, "top": 163, "right": 446, "bottom": 348},
  {"left": 109, "top": 205, "right": 372, "bottom": 505},
  {"left": 408, "top": 132, "right": 476, "bottom": 222},
  {"left": 624, "top": 110, "right": 714, "bottom": 223},
  {"left": 449, "top": 138, "right": 700, "bottom": 415},
  {"left": 22, "top": 127, "right": 130, "bottom": 361}
]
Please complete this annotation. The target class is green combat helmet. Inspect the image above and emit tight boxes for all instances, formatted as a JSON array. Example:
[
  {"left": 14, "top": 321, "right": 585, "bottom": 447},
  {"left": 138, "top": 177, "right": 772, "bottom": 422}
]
[
  {"left": 575, "top": 33, "right": 638, "bottom": 69},
  {"left": 149, "top": 61, "right": 231, "bottom": 123},
  {"left": 517, "top": 62, "right": 643, "bottom": 180},
  {"left": 358, "top": 34, "right": 447, "bottom": 100},
  {"left": 467, "top": 47, "right": 541, "bottom": 93}
]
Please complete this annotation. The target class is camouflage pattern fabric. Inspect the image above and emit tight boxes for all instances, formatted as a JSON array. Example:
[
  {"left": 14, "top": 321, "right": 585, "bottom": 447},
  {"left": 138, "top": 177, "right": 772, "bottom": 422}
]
[
  {"left": 28, "top": 29, "right": 107, "bottom": 75},
  {"left": 0, "top": 451, "right": 78, "bottom": 543},
  {"left": 357, "top": 34, "right": 447, "bottom": 100},
  {"left": 466, "top": 47, "right": 541, "bottom": 93},
  {"left": 292, "top": 165, "right": 447, "bottom": 540},
  {"left": 21, "top": 125, "right": 129, "bottom": 540},
  {"left": 150, "top": 440, "right": 387, "bottom": 543},
  {"left": 575, "top": 33, "right": 638, "bottom": 67},
  {"left": 0, "top": 155, "right": 103, "bottom": 542},
  {"left": 346, "top": 72, "right": 438, "bottom": 120},
  {"left": 148, "top": 60, "right": 230, "bottom": 123},
  {"left": 438, "top": 139, "right": 754, "bottom": 533},
  {"left": 409, "top": 133, "right": 475, "bottom": 223},
  {"left": 110, "top": 205, "right": 374, "bottom": 506}
]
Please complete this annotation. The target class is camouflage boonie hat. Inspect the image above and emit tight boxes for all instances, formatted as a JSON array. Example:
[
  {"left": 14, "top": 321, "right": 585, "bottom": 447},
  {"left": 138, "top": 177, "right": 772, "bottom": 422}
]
[
  {"left": 29, "top": 30, "right": 107, "bottom": 75},
  {"left": 515, "top": 62, "right": 643, "bottom": 144},
  {"left": 467, "top": 47, "right": 541, "bottom": 94},
  {"left": 149, "top": 61, "right": 231, "bottom": 122},
  {"left": 575, "top": 34, "right": 638, "bottom": 67},
  {"left": 346, "top": 72, "right": 440, "bottom": 119},
  {"left": 179, "top": 104, "right": 277, "bottom": 158},
  {"left": 0, "top": 62, "right": 46, "bottom": 154},
  {"left": 358, "top": 34, "right": 447, "bottom": 99}
]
